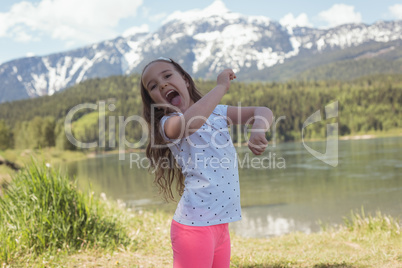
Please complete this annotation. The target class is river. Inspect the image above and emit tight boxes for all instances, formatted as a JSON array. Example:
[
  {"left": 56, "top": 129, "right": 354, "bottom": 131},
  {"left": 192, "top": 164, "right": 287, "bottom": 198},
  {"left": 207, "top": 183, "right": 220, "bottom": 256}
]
[{"left": 65, "top": 136, "right": 402, "bottom": 238}]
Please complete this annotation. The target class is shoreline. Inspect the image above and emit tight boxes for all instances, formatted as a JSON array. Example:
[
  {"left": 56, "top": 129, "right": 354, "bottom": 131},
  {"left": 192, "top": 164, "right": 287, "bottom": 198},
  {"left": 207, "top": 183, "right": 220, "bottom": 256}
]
[
  {"left": 280, "top": 130, "right": 402, "bottom": 143},
  {"left": 340, "top": 134, "right": 378, "bottom": 140},
  {"left": 1, "top": 131, "right": 400, "bottom": 167},
  {"left": 1, "top": 131, "right": 401, "bottom": 188}
]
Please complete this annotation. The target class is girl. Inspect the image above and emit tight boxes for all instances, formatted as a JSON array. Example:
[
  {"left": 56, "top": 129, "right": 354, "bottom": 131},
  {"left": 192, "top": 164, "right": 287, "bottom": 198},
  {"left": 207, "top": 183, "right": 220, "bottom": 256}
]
[{"left": 140, "top": 57, "right": 273, "bottom": 268}]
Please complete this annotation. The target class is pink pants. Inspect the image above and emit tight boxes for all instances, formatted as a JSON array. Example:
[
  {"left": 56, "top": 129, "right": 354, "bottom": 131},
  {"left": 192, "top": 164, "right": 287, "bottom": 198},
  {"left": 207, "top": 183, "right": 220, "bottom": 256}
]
[{"left": 170, "top": 220, "right": 231, "bottom": 268}]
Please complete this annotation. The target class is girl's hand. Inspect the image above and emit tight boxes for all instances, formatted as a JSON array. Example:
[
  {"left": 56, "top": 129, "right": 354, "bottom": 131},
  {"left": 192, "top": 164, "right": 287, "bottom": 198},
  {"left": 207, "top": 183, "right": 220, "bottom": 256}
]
[
  {"left": 248, "top": 131, "right": 268, "bottom": 155},
  {"left": 216, "top": 69, "right": 236, "bottom": 92}
]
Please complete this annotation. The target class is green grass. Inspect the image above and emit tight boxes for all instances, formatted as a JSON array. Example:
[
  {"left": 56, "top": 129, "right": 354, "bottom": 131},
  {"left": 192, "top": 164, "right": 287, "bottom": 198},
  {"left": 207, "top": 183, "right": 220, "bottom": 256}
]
[
  {"left": 0, "top": 147, "right": 87, "bottom": 168},
  {"left": 14, "top": 207, "right": 399, "bottom": 267},
  {"left": 0, "top": 147, "right": 87, "bottom": 188},
  {"left": 0, "top": 161, "right": 135, "bottom": 264},
  {"left": 344, "top": 207, "right": 401, "bottom": 236},
  {"left": 229, "top": 209, "right": 402, "bottom": 267}
]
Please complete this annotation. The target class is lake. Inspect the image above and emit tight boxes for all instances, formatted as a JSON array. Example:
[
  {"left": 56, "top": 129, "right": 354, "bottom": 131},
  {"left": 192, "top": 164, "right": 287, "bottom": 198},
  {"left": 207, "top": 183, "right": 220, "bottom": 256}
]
[{"left": 65, "top": 136, "right": 402, "bottom": 238}]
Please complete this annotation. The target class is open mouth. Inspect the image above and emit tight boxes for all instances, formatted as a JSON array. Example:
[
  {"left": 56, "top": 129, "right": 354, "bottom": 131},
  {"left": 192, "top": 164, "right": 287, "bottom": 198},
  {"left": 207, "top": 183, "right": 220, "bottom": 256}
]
[{"left": 165, "top": 90, "right": 181, "bottom": 106}]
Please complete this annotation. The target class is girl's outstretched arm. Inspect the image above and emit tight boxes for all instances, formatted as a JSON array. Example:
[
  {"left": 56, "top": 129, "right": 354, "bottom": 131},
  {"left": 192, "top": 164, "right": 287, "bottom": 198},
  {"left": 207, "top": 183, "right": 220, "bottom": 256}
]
[
  {"left": 164, "top": 69, "right": 236, "bottom": 139},
  {"left": 227, "top": 106, "right": 273, "bottom": 155}
]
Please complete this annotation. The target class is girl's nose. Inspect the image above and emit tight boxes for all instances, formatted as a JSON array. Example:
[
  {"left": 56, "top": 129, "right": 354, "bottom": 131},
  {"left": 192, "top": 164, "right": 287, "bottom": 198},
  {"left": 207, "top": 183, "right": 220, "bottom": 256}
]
[{"left": 160, "top": 83, "right": 168, "bottom": 90}]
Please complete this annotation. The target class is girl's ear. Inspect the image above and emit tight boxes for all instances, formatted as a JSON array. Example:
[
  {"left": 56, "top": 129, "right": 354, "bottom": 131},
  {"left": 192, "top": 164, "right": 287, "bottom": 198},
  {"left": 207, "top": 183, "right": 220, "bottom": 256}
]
[{"left": 183, "top": 75, "right": 190, "bottom": 88}]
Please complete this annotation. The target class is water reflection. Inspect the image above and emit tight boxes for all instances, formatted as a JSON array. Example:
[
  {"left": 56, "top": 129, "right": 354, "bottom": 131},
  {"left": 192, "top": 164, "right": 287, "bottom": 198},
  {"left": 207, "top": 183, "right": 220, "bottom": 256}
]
[{"left": 231, "top": 204, "right": 314, "bottom": 238}]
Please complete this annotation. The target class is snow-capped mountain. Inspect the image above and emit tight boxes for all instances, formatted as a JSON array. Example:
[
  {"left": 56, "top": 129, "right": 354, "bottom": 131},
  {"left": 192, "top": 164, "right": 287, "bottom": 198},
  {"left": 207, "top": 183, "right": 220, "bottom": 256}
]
[{"left": 1, "top": 0, "right": 401, "bottom": 103}]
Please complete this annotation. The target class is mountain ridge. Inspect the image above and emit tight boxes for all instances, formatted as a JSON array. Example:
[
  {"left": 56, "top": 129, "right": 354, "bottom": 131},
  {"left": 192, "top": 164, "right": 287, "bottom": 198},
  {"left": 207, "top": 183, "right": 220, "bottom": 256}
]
[{"left": 0, "top": 1, "right": 401, "bottom": 103}]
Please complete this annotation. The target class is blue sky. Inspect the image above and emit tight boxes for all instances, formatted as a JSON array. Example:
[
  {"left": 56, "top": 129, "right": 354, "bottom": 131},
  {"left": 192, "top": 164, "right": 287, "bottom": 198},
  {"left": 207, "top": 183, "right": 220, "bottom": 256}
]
[{"left": 0, "top": 0, "right": 401, "bottom": 64}]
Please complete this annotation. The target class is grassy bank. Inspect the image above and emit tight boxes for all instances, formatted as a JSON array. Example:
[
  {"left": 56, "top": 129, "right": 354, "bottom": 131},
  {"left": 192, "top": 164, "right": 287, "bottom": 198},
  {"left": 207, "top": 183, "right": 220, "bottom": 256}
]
[
  {"left": 0, "top": 148, "right": 87, "bottom": 189},
  {"left": 1, "top": 163, "right": 401, "bottom": 267},
  {"left": 6, "top": 209, "right": 402, "bottom": 267},
  {"left": 0, "top": 147, "right": 87, "bottom": 169}
]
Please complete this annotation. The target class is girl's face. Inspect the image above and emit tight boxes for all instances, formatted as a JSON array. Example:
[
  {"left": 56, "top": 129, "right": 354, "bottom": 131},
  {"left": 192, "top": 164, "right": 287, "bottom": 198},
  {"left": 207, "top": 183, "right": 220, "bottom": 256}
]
[{"left": 142, "top": 61, "right": 194, "bottom": 113}]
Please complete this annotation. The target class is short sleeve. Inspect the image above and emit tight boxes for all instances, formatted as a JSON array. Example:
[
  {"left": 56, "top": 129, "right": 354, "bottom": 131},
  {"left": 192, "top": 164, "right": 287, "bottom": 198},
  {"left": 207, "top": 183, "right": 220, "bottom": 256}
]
[
  {"left": 217, "top": 104, "right": 228, "bottom": 117},
  {"left": 160, "top": 112, "right": 183, "bottom": 142}
]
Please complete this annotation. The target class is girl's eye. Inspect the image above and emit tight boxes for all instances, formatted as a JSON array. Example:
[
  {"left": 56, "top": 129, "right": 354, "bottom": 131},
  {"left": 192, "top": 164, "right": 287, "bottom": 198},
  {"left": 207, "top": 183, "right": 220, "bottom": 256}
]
[
  {"left": 165, "top": 74, "right": 172, "bottom": 79},
  {"left": 150, "top": 84, "right": 157, "bottom": 90}
]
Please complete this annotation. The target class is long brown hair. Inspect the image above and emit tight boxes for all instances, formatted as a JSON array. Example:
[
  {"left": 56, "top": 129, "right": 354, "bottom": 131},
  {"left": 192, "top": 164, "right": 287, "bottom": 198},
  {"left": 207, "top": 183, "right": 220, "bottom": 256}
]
[{"left": 140, "top": 58, "right": 203, "bottom": 201}]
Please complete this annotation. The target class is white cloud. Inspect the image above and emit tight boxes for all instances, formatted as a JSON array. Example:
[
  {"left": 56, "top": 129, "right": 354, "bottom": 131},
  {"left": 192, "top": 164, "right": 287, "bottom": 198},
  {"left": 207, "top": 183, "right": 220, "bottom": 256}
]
[
  {"left": 140, "top": 6, "right": 150, "bottom": 17},
  {"left": 0, "top": 0, "right": 143, "bottom": 43},
  {"left": 163, "top": 0, "right": 229, "bottom": 24},
  {"left": 149, "top": 12, "right": 168, "bottom": 22},
  {"left": 122, "top": 24, "right": 149, "bottom": 37},
  {"left": 389, "top": 4, "right": 402, "bottom": 20},
  {"left": 140, "top": 6, "right": 166, "bottom": 22},
  {"left": 317, "top": 4, "right": 362, "bottom": 28},
  {"left": 280, "top": 13, "right": 312, "bottom": 28}
]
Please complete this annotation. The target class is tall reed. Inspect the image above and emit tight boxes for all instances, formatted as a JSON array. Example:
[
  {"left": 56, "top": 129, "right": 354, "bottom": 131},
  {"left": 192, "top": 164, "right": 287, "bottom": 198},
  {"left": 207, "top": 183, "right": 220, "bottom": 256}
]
[
  {"left": 343, "top": 207, "right": 401, "bottom": 236},
  {"left": 0, "top": 161, "right": 132, "bottom": 263}
]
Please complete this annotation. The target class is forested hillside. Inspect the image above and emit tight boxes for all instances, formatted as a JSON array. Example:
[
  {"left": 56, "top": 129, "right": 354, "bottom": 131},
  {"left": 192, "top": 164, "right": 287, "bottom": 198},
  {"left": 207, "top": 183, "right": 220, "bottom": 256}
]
[{"left": 0, "top": 74, "right": 401, "bottom": 151}]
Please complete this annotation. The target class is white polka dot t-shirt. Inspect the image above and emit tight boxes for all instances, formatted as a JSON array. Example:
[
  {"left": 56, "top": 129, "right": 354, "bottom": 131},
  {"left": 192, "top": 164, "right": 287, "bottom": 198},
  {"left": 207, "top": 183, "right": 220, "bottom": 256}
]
[{"left": 160, "top": 105, "right": 242, "bottom": 226}]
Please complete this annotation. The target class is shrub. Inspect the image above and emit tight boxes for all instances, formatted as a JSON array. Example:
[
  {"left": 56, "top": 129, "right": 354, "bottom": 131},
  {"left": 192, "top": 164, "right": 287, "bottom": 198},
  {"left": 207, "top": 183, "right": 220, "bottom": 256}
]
[{"left": 0, "top": 161, "right": 132, "bottom": 263}]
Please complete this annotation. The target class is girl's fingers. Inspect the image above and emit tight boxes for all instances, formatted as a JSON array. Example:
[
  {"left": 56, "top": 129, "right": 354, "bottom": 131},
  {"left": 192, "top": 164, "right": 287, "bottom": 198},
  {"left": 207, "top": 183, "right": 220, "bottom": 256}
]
[
  {"left": 226, "top": 69, "right": 236, "bottom": 80},
  {"left": 252, "top": 148, "right": 264, "bottom": 155},
  {"left": 248, "top": 145, "right": 265, "bottom": 155},
  {"left": 248, "top": 139, "right": 268, "bottom": 155},
  {"left": 249, "top": 139, "right": 267, "bottom": 148}
]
